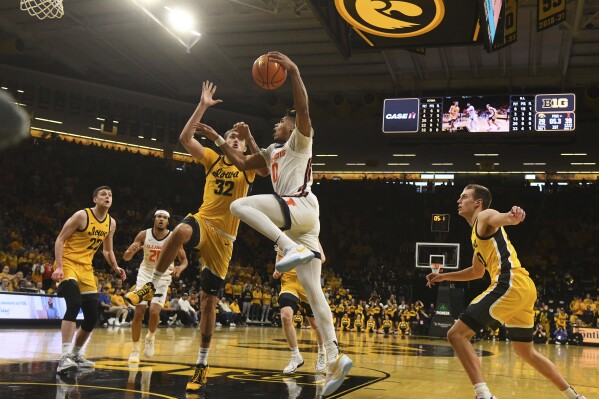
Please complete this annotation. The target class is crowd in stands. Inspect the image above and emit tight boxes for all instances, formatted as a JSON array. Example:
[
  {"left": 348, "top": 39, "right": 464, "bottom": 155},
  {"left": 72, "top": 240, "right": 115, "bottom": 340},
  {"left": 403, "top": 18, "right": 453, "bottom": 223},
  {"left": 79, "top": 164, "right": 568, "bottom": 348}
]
[{"left": 0, "top": 138, "right": 598, "bottom": 343}]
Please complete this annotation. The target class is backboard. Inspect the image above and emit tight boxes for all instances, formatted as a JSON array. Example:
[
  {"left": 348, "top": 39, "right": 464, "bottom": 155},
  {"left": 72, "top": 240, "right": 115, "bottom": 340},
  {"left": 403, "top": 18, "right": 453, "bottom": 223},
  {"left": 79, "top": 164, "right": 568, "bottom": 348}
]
[{"left": 415, "top": 242, "right": 460, "bottom": 269}]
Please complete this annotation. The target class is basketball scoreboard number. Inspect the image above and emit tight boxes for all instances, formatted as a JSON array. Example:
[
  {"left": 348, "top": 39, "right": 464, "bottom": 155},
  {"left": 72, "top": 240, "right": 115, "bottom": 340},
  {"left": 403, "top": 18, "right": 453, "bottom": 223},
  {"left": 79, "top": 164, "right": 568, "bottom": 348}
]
[
  {"left": 419, "top": 97, "right": 443, "bottom": 133},
  {"left": 431, "top": 214, "right": 450, "bottom": 233},
  {"left": 510, "top": 95, "right": 534, "bottom": 132}
]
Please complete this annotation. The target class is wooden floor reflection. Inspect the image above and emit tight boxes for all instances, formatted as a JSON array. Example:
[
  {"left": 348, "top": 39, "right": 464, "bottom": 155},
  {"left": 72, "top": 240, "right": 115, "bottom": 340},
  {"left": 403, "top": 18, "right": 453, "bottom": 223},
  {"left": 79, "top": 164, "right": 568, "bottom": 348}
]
[{"left": 0, "top": 326, "right": 597, "bottom": 398}]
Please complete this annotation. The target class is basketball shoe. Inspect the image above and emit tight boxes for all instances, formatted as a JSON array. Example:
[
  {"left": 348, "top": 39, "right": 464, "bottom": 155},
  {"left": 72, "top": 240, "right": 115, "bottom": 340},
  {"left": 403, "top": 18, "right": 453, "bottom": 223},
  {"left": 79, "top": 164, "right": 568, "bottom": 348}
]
[
  {"left": 126, "top": 282, "right": 155, "bottom": 305},
  {"left": 283, "top": 355, "right": 304, "bottom": 374},
  {"left": 321, "top": 354, "right": 353, "bottom": 396},
  {"left": 70, "top": 353, "right": 95, "bottom": 368},
  {"left": 275, "top": 245, "right": 314, "bottom": 273},
  {"left": 315, "top": 351, "right": 326, "bottom": 373},
  {"left": 144, "top": 334, "right": 155, "bottom": 357},
  {"left": 56, "top": 355, "right": 78, "bottom": 374},
  {"left": 186, "top": 364, "right": 209, "bottom": 392}
]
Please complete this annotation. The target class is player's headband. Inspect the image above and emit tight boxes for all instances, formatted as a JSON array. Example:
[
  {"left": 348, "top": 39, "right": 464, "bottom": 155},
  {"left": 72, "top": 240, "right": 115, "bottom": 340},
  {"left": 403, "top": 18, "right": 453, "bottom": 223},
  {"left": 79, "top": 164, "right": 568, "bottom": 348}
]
[{"left": 154, "top": 210, "right": 170, "bottom": 218}]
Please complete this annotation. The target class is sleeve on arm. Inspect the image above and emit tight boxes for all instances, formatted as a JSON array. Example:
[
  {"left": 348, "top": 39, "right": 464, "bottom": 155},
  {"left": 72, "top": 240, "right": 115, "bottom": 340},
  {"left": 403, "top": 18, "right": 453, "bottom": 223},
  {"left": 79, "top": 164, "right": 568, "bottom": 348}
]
[
  {"left": 199, "top": 147, "right": 219, "bottom": 169},
  {"left": 260, "top": 145, "right": 273, "bottom": 166},
  {"left": 287, "top": 127, "right": 313, "bottom": 154}
]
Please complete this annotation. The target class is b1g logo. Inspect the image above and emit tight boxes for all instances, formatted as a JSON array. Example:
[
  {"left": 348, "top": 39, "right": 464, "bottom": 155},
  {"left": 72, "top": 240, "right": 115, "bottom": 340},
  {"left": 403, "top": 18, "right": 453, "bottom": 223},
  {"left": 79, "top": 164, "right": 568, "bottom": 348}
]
[
  {"left": 535, "top": 94, "right": 575, "bottom": 113},
  {"left": 335, "top": 0, "right": 445, "bottom": 38}
]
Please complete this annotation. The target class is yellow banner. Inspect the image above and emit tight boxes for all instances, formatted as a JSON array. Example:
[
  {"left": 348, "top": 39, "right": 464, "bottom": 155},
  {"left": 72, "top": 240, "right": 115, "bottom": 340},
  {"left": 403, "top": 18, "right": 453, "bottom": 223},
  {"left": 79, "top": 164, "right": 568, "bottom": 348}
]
[{"left": 537, "top": 0, "right": 566, "bottom": 31}]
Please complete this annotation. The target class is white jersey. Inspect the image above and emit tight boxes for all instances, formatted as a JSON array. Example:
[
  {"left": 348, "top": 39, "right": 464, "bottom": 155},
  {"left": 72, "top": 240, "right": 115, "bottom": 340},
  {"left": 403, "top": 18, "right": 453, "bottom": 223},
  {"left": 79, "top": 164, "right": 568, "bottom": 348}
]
[
  {"left": 260, "top": 127, "right": 313, "bottom": 197},
  {"left": 140, "top": 228, "right": 174, "bottom": 274},
  {"left": 467, "top": 105, "right": 476, "bottom": 119}
]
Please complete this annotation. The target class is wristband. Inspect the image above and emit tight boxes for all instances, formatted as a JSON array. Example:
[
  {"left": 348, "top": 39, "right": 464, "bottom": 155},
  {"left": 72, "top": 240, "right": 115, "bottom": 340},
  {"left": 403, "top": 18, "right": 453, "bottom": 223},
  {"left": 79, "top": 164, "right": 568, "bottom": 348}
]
[{"left": 214, "top": 136, "right": 225, "bottom": 147}]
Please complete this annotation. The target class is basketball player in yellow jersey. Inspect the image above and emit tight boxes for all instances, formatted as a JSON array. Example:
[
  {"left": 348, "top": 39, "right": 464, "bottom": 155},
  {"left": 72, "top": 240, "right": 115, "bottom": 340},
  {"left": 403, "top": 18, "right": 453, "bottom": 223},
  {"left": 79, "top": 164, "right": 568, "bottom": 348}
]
[
  {"left": 52, "top": 186, "right": 126, "bottom": 374},
  {"left": 427, "top": 184, "right": 585, "bottom": 399},
  {"left": 126, "top": 81, "right": 267, "bottom": 393},
  {"left": 448, "top": 100, "right": 460, "bottom": 132}
]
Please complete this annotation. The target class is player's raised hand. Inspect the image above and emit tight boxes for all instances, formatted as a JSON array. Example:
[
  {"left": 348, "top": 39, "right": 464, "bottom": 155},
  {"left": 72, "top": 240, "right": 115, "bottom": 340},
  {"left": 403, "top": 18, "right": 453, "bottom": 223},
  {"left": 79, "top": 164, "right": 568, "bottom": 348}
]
[
  {"left": 233, "top": 122, "right": 252, "bottom": 140},
  {"left": 426, "top": 272, "right": 445, "bottom": 288},
  {"left": 508, "top": 206, "right": 526, "bottom": 225},
  {"left": 193, "top": 122, "right": 220, "bottom": 141},
  {"left": 200, "top": 81, "right": 223, "bottom": 108},
  {"left": 267, "top": 52, "right": 298, "bottom": 74},
  {"left": 273, "top": 270, "right": 281, "bottom": 279}
]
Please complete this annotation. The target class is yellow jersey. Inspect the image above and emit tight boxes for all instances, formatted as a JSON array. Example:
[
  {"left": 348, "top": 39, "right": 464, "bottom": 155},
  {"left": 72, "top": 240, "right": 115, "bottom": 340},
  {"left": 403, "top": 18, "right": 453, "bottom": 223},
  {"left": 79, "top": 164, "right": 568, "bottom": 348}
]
[
  {"left": 471, "top": 219, "right": 528, "bottom": 284},
  {"left": 196, "top": 148, "right": 256, "bottom": 239},
  {"left": 62, "top": 208, "right": 111, "bottom": 265}
]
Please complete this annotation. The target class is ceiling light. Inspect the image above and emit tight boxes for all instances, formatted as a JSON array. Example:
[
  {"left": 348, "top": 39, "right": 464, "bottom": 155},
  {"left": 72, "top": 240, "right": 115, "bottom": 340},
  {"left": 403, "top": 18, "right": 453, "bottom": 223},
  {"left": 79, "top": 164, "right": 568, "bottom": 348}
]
[
  {"left": 393, "top": 154, "right": 416, "bottom": 157},
  {"left": 316, "top": 154, "right": 338, "bottom": 157},
  {"left": 35, "top": 117, "right": 63, "bottom": 124},
  {"left": 560, "top": 153, "right": 587, "bottom": 156},
  {"left": 570, "top": 162, "right": 595, "bottom": 165},
  {"left": 166, "top": 7, "right": 194, "bottom": 32},
  {"left": 523, "top": 162, "right": 546, "bottom": 165},
  {"left": 431, "top": 163, "right": 453, "bottom": 166},
  {"left": 474, "top": 153, "right": 499, "bottom": 157},
  {"left": 388, "top": 163, "right": 409, "bottom": 166},
  {"left": 525, "top": 174, "right": 536, "bottom": 179},
  {"left": 421, "top": 174, "right": 454, "bottom": 179},
  {"left": 346, "top": 163, "right": 366, "bottom": 166},
  {"left": 312, "top": 163, "right": 325, "bottom": 166}
]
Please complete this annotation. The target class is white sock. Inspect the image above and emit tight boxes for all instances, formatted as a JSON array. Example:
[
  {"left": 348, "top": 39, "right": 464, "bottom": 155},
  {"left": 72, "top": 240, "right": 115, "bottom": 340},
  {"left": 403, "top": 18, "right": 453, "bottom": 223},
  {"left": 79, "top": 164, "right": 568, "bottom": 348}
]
[
  {"left": 71, "top": 345, "right": 82, "bottom": 355},
  {"left": 146, "top": 331, "right": 155, "bottom": 340},
  {"left": 61, "top": 343, "right": 72, "bottom": 356},
  {"left": 132, "top": 341, "right": 140, "bottom": 351},
  {"left": 196, "top": 347, "right": 209, "bottom": 366},
  {"left": 562, "top": 386, "right": 580, "bottom": 399},
  {"left": 473, "top": 382, "right": 493, "bottom": 399},
  {"left": 290, "top": 347, "right": 300, "bottom": 358},
  {"left": 151, "top": 271, "right": 164, "bottom": 285}
]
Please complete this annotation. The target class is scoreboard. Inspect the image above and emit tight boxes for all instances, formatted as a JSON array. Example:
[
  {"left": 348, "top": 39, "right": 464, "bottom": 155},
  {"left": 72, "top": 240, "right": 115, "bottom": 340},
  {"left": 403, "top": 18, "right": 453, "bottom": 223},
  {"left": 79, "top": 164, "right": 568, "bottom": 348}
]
[{"left": 383, "top": 93, "right": 575, "bottom": 134}]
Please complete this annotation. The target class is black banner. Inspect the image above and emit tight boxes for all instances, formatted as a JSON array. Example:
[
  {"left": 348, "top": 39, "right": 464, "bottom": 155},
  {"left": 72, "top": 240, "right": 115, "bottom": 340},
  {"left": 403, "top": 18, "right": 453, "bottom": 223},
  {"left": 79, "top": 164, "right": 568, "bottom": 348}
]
[{"left": 537, "top": 0, "right": 566, "bottom": 32}]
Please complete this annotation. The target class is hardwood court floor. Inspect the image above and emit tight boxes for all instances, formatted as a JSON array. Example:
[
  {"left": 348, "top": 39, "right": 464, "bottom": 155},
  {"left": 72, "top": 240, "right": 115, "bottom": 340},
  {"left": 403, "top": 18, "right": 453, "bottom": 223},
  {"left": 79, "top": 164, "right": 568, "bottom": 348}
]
[{"left": 0, "top": 325, "right": 597, "bottom": 399}]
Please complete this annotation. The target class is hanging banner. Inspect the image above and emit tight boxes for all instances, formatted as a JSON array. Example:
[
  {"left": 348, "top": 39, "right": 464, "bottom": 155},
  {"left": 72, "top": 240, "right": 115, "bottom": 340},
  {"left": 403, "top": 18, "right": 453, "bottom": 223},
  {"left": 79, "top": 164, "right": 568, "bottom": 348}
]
[
  {"left": 492, "top": 0, "right": 518, "bottom": 51},
  {"left": 537, "top": 0, "right": 566, "bottom": 32}
]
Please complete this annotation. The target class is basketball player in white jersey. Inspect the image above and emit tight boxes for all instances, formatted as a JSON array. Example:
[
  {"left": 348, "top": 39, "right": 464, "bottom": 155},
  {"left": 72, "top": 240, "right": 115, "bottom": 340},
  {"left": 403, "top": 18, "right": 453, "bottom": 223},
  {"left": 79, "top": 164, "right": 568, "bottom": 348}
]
[
  {"left": 123, "top": 210, "right": 188, "bottom": 363},
  {"left": 193, "top": 51, "right": 353, "bottom": 396},
  {"left": 466, "top": 103, "right": 479, "bottom": 132}
]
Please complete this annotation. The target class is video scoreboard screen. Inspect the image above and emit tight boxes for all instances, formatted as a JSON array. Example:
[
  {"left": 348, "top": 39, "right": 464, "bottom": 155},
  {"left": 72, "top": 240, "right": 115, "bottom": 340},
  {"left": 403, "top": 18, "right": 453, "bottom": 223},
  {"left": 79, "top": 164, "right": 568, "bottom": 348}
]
[{"left": 383, "top": 93, "right": 575, "bottom": 134}]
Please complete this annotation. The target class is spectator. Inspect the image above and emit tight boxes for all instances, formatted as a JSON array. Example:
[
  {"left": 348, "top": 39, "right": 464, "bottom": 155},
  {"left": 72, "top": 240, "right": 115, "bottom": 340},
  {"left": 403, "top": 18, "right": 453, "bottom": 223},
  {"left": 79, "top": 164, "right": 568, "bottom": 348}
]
[
  {"left": 553, "top": 326, "right": 568, "bottom": 345},
  {"left": 532, "top": 324, "right": 548, "bottom": 344},
  {"left": 110, "top": 289, "right": 130, "bottom": 326},
  {"left": 177, "top": 293, "right": 198, "bottom": 326},
  {"left": 217, "top": 297, "right": 235, "bottom": 327},
  {"left": 0, "top": 277, "right": 10, "bottom": 292},
  {"left": 579, "top": 306, "right": 595, "bottom": 327},
  {"left": 45, "top": 297, "right": 60, "bottom": 320}
]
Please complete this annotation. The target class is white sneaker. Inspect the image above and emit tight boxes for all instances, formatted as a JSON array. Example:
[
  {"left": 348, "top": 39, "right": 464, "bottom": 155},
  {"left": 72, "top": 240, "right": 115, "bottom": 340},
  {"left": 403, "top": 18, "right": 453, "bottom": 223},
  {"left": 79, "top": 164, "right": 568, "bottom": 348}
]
[
  {"left": 56, "top": 355, "right": 78, "bottom": 374},
  {"left": 108, "top": 317, "right": 116, "bottom": 326},
  {"left": 216, "top": 322, "right": 222, "bottom": 327},
  {"left": 128, "top": 350, "right": 140, "bottom": 363},
  {"left": 275, "top": 245, "right": 314, "bottom": 272},
  {"left": 230, "top": 323, "right": 236, "bottom": 327},
  {"left": 322, "top": 354, "right": 353, "bottom": 396},
  {"left": 70, "top": 353, "right": 95, "bottom": 368},
  {"left": 315, "top": 351, "right": 326, "bottom": 373},
  {"left": 144, "top": 335, "right": 155, "bottom": 358},
  {"left": 283, "top": 356, "right": 304, "bottom": 375},
  {"left": 115, "top": 320, "right": 121, "bottom": 327}
]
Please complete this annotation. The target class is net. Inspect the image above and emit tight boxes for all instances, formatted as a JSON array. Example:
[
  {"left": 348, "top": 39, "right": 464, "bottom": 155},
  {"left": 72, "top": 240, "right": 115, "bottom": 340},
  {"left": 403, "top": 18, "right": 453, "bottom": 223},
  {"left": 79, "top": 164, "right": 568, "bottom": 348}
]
[
  {"left": 20, "top": 0, "right": 64, "bottom": 20},
  {"left": 430, "top": 263, "right": 443, "bottom": 275}
]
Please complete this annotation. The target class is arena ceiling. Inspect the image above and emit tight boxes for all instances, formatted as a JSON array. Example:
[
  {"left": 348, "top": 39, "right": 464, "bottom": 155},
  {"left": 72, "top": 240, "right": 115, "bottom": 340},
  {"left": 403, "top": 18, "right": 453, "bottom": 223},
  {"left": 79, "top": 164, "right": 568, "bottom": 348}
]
[{"left": 1, "top": 0, "right": 598, "bottom": 175}]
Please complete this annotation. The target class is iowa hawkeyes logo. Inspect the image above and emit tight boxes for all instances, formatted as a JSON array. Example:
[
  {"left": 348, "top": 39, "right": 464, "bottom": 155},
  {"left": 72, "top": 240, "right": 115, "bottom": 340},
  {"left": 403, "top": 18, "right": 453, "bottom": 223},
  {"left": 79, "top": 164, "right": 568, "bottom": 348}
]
[{"left": 335, "top": 0, "right": 445, "bottom": 38}]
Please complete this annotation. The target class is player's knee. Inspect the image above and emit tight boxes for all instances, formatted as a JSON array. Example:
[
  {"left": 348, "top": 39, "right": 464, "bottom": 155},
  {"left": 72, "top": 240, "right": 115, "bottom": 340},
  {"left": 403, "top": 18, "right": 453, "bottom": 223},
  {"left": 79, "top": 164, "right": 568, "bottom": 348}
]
[
  {"left": 281, "top": 309, "right": 293, "bottom": 324},
  {"left": 229, "top": 199, "right": 242, "bottom": 217},
  {"left": 59, "top": 280, "right": 82, "bottom": 322},
  {"left": 172, "top": 223, "right": 193, "bottom": 243},
  {"left": 80, "top": 294, "right": 99, "bottom": 332}
]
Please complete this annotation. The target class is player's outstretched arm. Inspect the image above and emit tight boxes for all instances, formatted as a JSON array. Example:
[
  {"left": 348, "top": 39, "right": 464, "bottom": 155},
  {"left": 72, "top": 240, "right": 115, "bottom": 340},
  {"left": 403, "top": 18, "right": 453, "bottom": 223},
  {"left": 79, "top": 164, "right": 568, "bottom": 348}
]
[
  {"left": 193, "top": 122, "right": 267, "bottom": 171},
  {"left": 426, "top": 254, "right": 485, "bottom": 287},
  {"left": 180, "top": 81, "right": 223, "bottom": 161},
  {"left": 233, "top": 122, "right": 269, "bottom": 177},
  {"left": 172, "top": 246, "right": 188, "bottom": 278},
  {"left": 267, "top": 52, "right": 311, "bottom": 137},
  {"left": 479, "top": 206, "right": 526, "bottom": 229},
  {"left": 123, "top": 230, "right": 146, "bottom": 261},
  {"left": 102, "top": 218, "right": 126, "bottom": 281}
]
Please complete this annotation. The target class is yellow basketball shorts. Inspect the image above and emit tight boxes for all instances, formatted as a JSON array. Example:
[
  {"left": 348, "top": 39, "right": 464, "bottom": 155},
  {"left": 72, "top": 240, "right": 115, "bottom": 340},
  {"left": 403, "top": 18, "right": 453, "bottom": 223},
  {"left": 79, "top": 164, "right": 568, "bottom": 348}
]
[
  {"left": 183, "top": 214, "right": 233, "bottom": 280},
  {"left": 460, "top": 269, "right": 537, "bottom": 342},
  {"left": 58, "top": 260, "right": 97, "bottom": 294},
  {"left": 279, "top": 272, "right": 313, "bottom": 317}
]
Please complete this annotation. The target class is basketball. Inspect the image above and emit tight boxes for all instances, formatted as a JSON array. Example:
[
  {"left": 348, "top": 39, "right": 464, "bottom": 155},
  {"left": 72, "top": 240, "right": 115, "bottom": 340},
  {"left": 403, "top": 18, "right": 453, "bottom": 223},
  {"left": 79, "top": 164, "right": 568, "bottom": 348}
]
[{"left": 252, "top": 54, "right": 287, "bottom": 90}]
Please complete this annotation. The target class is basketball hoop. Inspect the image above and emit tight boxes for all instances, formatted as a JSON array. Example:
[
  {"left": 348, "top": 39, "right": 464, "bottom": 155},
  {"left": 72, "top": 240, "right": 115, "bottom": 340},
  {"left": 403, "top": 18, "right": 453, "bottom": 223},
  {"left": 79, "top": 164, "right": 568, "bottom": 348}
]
[
  {"left": 430, "top": 263, "right": 443, "bottom": 275},
  {"left": 20, "top": 0, "right": 64, "bottom": 20}
]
